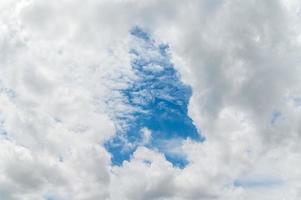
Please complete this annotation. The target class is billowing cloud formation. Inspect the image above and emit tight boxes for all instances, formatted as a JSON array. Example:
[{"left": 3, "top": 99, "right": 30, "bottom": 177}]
[{"left": 1, "top": 0, "right": 301, "bottom": 199}]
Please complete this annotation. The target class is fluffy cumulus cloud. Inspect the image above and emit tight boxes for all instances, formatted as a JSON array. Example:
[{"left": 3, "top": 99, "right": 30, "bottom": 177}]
[{"left": 1, "top": 0, "right": 301, "bottom": 199}]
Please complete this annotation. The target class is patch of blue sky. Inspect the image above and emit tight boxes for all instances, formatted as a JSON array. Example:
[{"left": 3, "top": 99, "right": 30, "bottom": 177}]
[
  {"left": 270, "top": 111, "right": 282, "bottom": 125},
  {"left": 0, "top": 85, "right": 14, "bottom": 139},
  {"left": 0, "top": 81, "right": 16, "bottom": 100},
  {"left": 234, "top": 178, "right": 284, "bottom": 188},
  {"left": 0, "top": 113, "right": 7, "bottom": 138},
  {"left": 43, "top": 195, "right": 58, "bottom": 200},
  {"left": 292, "top": 97, "right": 301, "bottom": 107},
  {"left": 105, "top": 27, "right": 203, "bottom": 168},
  {"left": 43, "top": 193, "right": 64, "bottom": 200},
  {"left": 44, "top": 197, "right": 55, "bottom": 200},
  {"left": 0, "top": 128, "right": 5, "bottom": 136}
]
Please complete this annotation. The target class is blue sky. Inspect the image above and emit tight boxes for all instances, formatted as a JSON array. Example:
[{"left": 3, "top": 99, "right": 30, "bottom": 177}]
[
  {"left": 234, "top": 178, "right": 284, "bottom": 188},
  {"left": 105, "top": 27, "right": 203, "bottom": 168}
]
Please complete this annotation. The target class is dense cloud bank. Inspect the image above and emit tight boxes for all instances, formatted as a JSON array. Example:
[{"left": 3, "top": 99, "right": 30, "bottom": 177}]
[{"left": 1, "top": 0, "right": 301, "bottom": 199}]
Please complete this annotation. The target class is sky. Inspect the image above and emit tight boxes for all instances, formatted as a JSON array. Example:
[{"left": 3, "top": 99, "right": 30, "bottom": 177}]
[{"left": 1, "top": 0, "right": 301, "bottom": 200}]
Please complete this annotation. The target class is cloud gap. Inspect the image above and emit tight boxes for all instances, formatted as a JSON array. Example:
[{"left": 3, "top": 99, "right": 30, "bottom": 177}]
[{"left": 105, "top": 27, "right": 203, "bottom": 168}]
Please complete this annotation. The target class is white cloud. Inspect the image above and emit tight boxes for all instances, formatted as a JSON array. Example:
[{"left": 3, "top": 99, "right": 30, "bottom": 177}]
[{"left": 1, "top": 0, "right": 301, "bottom": 199}]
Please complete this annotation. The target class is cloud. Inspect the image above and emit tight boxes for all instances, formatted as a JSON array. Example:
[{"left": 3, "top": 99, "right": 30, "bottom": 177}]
[{"left": 1, "top": 0, "right": 301, "bottom": 199}]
